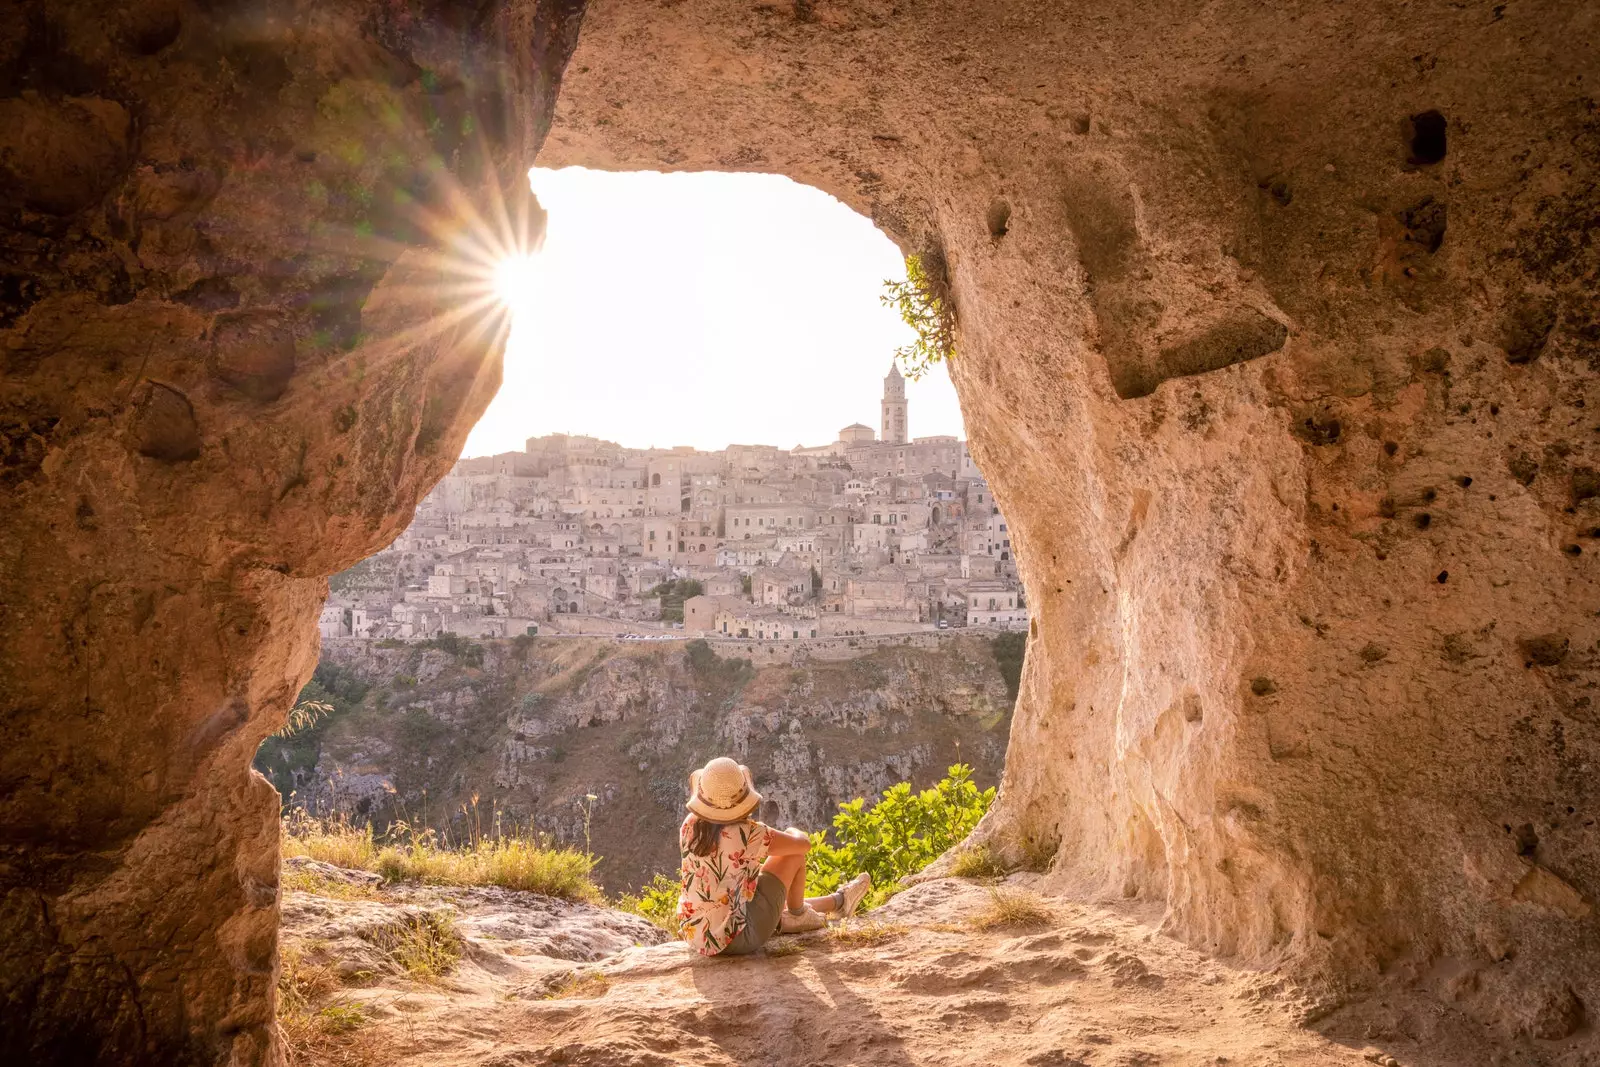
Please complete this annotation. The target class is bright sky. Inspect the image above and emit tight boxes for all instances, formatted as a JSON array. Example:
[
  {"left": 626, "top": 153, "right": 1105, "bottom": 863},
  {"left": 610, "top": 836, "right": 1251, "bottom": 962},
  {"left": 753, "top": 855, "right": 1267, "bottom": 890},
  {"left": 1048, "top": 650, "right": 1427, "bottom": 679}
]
[{"left": 461, "top": 167, "right": 966, "bottom": 457}]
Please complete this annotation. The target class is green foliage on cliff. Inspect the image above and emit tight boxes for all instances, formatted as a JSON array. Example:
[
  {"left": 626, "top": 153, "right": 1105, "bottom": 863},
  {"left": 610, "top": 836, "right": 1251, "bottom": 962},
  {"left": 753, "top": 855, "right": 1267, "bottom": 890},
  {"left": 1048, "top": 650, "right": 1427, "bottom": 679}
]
[
  {"left": 649, "top": 579, "right": 704, "bottom": 622},
  {"left": 805, "top": 763, "right": 994, "bottom": 906},
  {"left": 881, "top": 251, "right": 956, "bottom": 379},
  {"left": 684, "top": 638, "right": 754, "bottom": 686},
  {"left": 417, "top": 631, "right": 484, "bottom": 667},
  {"left": 990, "top": 631, "right": 1026, "bottom": 701}
]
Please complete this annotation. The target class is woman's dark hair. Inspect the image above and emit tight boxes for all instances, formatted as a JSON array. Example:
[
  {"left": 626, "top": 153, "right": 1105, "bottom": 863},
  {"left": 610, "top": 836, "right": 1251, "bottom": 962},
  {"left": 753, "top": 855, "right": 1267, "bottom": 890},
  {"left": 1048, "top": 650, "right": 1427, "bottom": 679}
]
[{"left": 688, "top": 814, "right": 731, "bottom": 858}]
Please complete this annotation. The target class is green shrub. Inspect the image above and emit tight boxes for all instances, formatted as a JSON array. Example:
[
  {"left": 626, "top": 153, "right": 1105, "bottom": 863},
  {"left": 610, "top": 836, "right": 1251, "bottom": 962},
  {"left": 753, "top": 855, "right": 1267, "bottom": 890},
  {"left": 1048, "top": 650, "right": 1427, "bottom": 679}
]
[
  {"left": 417, "top": 631, "right": 484, "bottom": 666},
  {"left": 685, "top": 639, "right": 754, "bottom": 686},
  {"left": 649, "top": 579, "right": 704, "bottom": 622},
  {"left": 804, "top": 764, "right": 994, "bottom": 907},
  {"left": 615, "top": 872, "right": 682, "bottom": 935},
  {"left": 881, "top": 250, "right": 956, "bottom": 379}
]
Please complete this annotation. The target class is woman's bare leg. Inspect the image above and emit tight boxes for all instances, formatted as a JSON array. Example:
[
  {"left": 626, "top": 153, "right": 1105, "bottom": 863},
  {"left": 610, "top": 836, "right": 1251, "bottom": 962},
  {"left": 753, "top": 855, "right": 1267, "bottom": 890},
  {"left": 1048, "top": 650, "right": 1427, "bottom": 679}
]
[
  {"left": 761, "top": 853, "right": 807, "bottom": 911},
  {"left": 761, "top": 851, "right": 844, "bottom": 913}
]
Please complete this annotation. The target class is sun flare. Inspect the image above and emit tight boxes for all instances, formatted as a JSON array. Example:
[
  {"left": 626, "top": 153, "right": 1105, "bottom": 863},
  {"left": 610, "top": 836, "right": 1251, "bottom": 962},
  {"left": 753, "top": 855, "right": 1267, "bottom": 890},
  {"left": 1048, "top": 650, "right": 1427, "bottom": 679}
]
[{"left": 493, "top": 254, "right": 541, "bottom": 314}]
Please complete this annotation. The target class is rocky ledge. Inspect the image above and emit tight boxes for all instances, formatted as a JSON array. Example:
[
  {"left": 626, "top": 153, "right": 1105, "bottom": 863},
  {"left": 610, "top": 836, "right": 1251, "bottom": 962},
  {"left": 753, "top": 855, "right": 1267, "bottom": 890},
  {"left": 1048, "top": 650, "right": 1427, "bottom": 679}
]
[{"left": 281, "top": 866, "right": 1591, "bottom": 1067}]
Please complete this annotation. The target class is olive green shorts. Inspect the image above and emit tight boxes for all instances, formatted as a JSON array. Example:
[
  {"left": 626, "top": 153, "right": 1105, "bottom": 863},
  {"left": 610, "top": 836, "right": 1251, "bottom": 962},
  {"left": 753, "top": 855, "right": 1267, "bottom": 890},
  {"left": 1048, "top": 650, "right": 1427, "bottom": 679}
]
[{"left": 722, "top": 872, "right": 785, "bottom": 955}]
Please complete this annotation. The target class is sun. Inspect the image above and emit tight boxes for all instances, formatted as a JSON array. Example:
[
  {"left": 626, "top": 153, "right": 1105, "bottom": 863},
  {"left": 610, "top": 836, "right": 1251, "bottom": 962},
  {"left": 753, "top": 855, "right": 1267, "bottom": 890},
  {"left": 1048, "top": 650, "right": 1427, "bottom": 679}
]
[{"left": 493, "top": 254, "right": 541, "bottom": 314}]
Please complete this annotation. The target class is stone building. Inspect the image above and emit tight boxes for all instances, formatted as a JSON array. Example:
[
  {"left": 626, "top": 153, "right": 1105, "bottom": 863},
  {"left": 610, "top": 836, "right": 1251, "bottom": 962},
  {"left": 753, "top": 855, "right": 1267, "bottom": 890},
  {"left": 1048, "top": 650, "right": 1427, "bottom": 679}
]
[{"left": 880, "top": 362, "right": 908, "bottom": 444}]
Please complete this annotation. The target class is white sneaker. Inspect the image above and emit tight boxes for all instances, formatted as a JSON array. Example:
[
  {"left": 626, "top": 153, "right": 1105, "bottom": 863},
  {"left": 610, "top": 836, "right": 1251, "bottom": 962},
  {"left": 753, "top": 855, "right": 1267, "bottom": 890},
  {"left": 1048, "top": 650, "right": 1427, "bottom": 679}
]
[
  {"left": 778, "top": 906, "right": 827, "bottom": 934},
  {"left": 836, "top": 873, "right": 872, "bottom": 918}
]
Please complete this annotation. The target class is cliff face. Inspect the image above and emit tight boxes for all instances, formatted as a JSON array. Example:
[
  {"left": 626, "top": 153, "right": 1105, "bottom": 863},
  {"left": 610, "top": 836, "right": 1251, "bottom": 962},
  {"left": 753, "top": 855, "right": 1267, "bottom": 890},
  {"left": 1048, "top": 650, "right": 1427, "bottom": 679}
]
[{"left": 275, "top": 635, "right": 1014, "bottom": 892}]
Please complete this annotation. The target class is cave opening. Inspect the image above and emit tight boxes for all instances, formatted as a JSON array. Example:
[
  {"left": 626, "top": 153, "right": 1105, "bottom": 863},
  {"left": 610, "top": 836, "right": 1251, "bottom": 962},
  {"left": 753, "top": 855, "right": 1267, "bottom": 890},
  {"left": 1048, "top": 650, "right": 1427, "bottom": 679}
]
[{"left": 263, "top": 165, "right": 1022, "bottom": 923}]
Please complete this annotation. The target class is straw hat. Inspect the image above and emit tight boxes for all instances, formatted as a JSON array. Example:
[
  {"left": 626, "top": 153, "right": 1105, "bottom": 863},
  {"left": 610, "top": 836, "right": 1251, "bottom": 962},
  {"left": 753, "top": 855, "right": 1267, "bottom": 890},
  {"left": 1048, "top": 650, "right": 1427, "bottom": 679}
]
[{"left": 686, "top": 757, "right": 761, "bottom": 822}]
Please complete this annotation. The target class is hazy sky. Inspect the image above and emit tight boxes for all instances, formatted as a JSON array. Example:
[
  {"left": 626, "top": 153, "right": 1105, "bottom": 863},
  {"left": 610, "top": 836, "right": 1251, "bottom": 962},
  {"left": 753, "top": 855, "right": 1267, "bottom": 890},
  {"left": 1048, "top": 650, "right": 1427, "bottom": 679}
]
[{"left": 461, "top": 167, "right": 966, "bottom": 457}]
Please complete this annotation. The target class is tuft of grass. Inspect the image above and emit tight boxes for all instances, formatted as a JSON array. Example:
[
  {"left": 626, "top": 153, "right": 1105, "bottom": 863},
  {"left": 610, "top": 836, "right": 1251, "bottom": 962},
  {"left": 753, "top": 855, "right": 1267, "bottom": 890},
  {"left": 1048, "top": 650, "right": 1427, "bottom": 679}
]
[
  {"left": 828, "top": 920, "right": 908, "bottom": 946},
  {"left": 950, "top": 845, "right": 1007, "bottom": 879},
  {"left": 763, "top": 938, "right": 808, "bottom": 958},
  {"left": 278, "top": 941, "right": 377, "bottom": 1057},
  {"left": 313, "top": 1003, "right": 371, "bottom": 1034},
  {"left": 282, "top": 865, "right": 378, "bottom": 900},
  {"left": 279, "top": 942, "right": 341, "bottom": 1016},
  {"left": 362, "top": 912, "right": 461, "bottom": 982},
  {"left": 543, "top": 971, "right": 611, "bottom": 1000},
  {"left": 1019, "top": 834, "right": 1059, "bottom": 873},
  {"left": 969, "top": 888, "right": 1055, "bottom": 932}
]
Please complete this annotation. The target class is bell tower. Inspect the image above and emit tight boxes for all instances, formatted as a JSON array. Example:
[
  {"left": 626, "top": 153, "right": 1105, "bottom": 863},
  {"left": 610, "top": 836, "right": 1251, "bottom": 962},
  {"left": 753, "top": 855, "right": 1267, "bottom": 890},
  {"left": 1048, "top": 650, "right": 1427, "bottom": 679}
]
[{"left": 881, "top": 361, "right": 908, "bottom": 445}]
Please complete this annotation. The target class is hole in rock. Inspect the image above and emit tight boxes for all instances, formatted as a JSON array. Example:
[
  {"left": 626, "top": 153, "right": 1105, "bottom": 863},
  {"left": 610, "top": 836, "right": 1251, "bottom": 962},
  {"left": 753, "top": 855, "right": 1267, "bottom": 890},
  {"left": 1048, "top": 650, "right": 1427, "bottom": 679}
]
[
  {"left": 987, "top": 199, "right": 1012, "bottom": 238},
  {"left": 1407, "top": 110, "right": 1447, "bottom": 165},
  {"left": 260, "top": 169, "right": 1024, "bottom": 922}
]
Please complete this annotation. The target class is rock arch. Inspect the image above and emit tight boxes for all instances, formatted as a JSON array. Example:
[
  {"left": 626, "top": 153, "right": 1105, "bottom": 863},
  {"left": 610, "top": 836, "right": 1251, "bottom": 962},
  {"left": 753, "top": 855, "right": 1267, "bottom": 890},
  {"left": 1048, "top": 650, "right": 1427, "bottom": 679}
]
[{"left": 1, "top": 0, "right": 1597, "bottom": 1062}]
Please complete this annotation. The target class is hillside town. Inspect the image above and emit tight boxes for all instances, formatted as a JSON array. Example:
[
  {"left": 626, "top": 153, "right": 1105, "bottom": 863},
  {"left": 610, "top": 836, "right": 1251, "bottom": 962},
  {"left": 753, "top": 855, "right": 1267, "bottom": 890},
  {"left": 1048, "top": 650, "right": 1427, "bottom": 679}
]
[{"left": 319, "top": 364, "right": 1027, "bottom": 643}]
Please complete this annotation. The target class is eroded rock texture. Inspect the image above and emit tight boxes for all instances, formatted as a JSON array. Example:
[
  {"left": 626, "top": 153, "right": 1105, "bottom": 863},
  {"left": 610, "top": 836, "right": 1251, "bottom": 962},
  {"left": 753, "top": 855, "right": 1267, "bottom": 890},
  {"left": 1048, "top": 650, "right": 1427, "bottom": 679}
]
[
  {"left": 540, "top": 0, "right": 1600, "bottom": 1041},
  {"left": 0, "top": 1, "right": 583, "bottom": 1063}
]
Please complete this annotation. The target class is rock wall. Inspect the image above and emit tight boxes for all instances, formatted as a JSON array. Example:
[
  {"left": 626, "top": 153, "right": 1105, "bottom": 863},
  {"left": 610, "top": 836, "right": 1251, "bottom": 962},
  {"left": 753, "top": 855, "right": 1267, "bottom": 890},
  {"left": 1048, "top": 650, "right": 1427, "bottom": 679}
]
[
  {"left": 279, "top": 635, "right": 1013, "bottom": 892},
  {"left": 539, "top": 0, "right": 1600, "bottom": 1040},
  {"left": 0, "top": 1, "right": 585, "bottom": 1063}
]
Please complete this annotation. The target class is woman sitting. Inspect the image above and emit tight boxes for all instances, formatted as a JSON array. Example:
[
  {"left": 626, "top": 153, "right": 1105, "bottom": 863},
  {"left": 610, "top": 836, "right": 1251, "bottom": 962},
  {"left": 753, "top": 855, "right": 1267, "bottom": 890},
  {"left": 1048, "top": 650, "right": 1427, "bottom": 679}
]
[{"left": 676, "top": 756, "right": 872, "bottom": 956}]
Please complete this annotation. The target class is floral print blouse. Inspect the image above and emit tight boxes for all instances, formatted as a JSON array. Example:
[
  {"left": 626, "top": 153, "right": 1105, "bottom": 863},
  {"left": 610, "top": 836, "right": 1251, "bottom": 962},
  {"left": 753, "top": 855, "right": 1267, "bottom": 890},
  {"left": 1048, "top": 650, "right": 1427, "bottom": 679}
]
[{"left": 676, "top": 815, "right": 772, "bottom": 956}]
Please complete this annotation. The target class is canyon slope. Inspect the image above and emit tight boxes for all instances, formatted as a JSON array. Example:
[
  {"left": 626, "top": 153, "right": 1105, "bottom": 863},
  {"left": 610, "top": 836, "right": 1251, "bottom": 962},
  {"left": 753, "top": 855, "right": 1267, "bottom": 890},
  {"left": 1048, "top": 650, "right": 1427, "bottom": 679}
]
[{"left": 269, "top": 634, "right": 1016, "bottom": 891}]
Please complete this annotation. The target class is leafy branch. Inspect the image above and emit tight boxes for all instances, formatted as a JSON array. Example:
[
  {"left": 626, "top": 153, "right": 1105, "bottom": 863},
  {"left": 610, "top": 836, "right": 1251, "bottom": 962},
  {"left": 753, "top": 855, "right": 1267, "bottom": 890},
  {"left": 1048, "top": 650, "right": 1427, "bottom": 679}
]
[{"left": 881, "top": 250, "right": 956, "bottom": 379}]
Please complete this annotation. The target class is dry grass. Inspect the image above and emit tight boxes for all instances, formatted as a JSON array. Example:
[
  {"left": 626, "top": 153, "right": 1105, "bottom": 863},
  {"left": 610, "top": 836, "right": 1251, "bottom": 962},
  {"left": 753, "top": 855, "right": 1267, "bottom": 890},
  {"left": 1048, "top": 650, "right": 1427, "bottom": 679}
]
[
  {"left": 278, "top": 941, "right": 381, "bottom": 1064},
  {"left": 828, "top": 920, "right": 909, "bottom": 946},
  {"left": 949, "top": 845, "right": 1007, "bottom": 879},
  {"left": 374, "top": 836, "right": 601, "bottom": 902},
  {"left": 763, "top": 938, "right": 808, "bottom": 958},
  {"left": 543, "top": 971, "right": 611, "bottom": 1000},
  {"left": 969, "top": 888, "right": 1055, "bottom": 932},
  {"left": 362, "top": 913, "right": 461, "bottom": 983},
  {"left": 282, "top": 866, "right": 379, "bottom": 900},
  {"left": 283, "top": 819, "right": 381, "bottom": 872},
  {"left": 283, "top": 814, "right": 601, "bottom": 903},
  {"left": 1019, "top": 833, "right": 1059, "bottom": 873}
]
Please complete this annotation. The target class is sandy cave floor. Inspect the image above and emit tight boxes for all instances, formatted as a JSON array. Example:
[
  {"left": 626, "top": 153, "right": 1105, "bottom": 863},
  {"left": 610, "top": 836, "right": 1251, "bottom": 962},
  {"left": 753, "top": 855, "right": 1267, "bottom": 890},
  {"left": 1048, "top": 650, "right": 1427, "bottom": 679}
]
[{"left": 280, "top": 869, "right": 1576, "bottom": 1067}]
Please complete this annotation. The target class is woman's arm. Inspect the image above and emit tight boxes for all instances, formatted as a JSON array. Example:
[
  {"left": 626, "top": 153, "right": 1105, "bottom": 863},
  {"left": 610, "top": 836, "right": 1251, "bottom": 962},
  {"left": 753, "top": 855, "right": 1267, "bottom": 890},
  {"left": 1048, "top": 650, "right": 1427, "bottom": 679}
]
[{"left": 764, "top": 825, "right": 812, "bottom": 856}]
